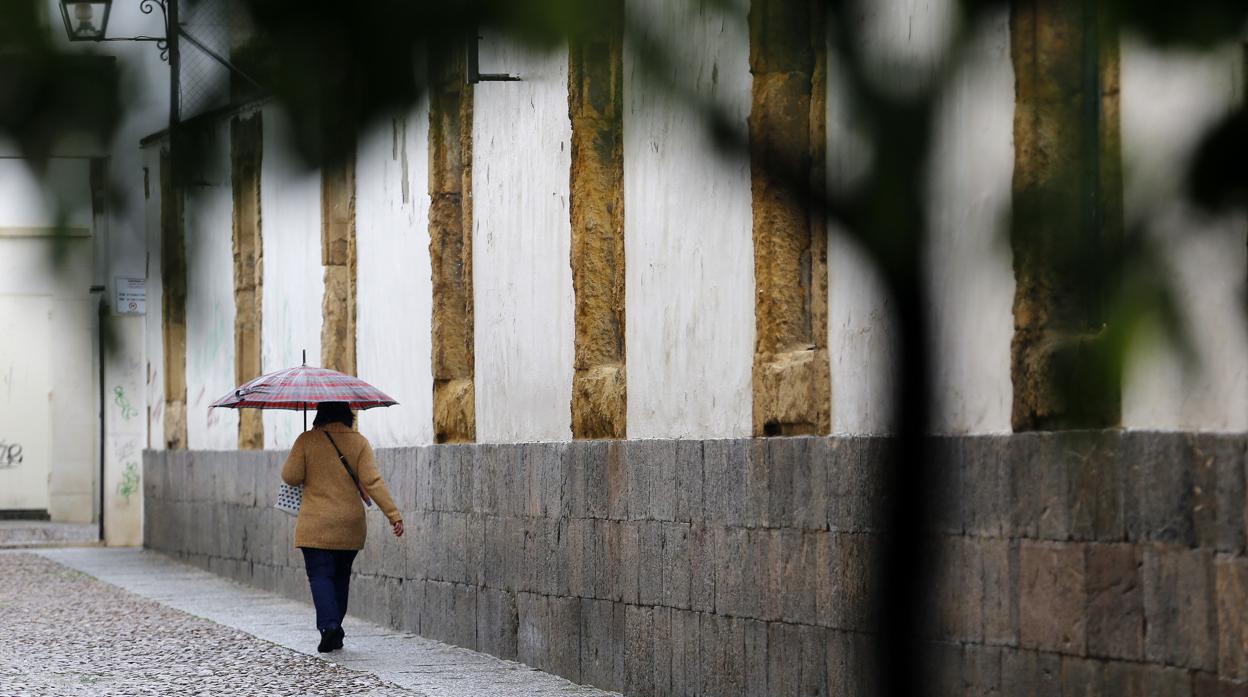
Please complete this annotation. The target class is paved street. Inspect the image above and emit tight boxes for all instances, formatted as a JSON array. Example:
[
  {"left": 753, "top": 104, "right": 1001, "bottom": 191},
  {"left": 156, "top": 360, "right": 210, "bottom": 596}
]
[
  {"left": 0, "top": 552, "right": 412, "bottom": 696},
  {"left": 1, "top": 548, "right": 617, "bottom": 697}
]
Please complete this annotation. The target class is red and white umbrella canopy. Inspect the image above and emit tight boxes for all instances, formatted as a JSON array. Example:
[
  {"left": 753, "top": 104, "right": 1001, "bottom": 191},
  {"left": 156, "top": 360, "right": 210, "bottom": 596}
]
[{"left": 210, "top": 365, "right": 397, "bottom": 411}]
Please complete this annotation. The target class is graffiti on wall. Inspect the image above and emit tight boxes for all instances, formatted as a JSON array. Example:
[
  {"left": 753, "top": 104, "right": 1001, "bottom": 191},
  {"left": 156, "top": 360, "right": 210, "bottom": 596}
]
[
  {"left": 112, "top": 437, "right": 141, "bottom": 503},
  {"left": 0, "top": 439, "right": 22, "bottom": 469},
  {"left": 116, "top": 462, "right": 140, "bottom": 501},
  {"left": 113, "top": 385, "right": 138, "bottom": 421}
]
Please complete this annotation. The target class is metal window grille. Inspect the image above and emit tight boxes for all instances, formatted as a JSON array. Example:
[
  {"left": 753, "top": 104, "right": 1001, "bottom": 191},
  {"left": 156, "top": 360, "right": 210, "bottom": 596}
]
[{"left": 176, "top": 0, "right": 232, "bottom": 119}]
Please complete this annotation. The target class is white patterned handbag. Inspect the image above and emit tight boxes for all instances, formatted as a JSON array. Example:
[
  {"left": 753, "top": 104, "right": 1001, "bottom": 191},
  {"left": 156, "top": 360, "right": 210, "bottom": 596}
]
[{"left": 275, "top": 482, "right": 303, "bottom": 516}]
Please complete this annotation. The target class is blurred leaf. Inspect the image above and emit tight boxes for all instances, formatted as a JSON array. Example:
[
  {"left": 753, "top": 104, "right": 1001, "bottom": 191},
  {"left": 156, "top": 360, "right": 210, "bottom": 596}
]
[
  {"left": 0, "top": 2, "right": 123, "bottom": 167},
  {"left": 1187, "top": 105, "right": 1247, "bottom": 214},
  {"left": 236, "top": 0, "right": 627, "bottom": 166},
  {"left": 1110, "top": 0, "right": 1248, "bottom": 49},
  {"left": 958, "top": 0, "right": 1248, "bottom": 49}
]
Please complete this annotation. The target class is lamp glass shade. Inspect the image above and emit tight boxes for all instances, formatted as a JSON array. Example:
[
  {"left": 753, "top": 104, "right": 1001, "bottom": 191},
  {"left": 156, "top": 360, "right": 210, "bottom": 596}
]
[{"left": 58, "top": 1, "right": 113, "bottom": 41}]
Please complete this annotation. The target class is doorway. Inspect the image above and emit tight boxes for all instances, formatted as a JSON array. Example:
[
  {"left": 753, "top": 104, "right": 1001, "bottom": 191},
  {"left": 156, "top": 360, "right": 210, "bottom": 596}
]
[{"left": 0, "top": 294, "right": 53, "bottom": 516}]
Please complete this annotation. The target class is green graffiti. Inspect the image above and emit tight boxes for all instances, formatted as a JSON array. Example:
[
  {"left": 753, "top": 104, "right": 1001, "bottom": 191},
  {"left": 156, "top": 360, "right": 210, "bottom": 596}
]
[
  {"left": 113, "top": 386, "right": 138, "bottom": 421},
  {"left": 117, "top": 461, "right": 140, "bottom": 501}
]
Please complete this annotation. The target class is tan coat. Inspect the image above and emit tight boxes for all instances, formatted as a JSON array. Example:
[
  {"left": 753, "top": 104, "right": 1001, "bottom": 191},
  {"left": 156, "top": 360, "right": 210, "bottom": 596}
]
[{"left": 280, "top": 423, "right": 401, "bottom": 550}]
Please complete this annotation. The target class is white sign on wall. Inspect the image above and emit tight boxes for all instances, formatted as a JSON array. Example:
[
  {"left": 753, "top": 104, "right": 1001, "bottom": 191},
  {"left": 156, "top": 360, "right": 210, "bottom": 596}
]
[{"left": 114, "top": 277, "right": 146, "bottom": 315}]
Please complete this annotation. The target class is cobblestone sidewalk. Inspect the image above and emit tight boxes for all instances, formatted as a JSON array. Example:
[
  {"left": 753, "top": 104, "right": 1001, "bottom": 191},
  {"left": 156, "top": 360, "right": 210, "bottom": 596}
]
[
  {"left": 12, "top": 548, "right": 618, "bottom": 697},
  {"left": 0, "top": 552, "right": 414, "bottom": 696}
]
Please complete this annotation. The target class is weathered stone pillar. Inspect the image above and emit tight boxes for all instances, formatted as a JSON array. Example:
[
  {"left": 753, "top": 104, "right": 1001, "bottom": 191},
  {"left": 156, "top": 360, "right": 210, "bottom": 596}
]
[
  {"left": 321, "top": 143, "right": 357, "bottom": 376},
  {"left": 160, "top": 148, "right": 188, "bottom": 449},
  {"left": 1010, "top": 0, "right": 1123, "bottom": 430},
  {"left": 569, "top": 1, "right": 627, "bottom": 440},
  {"left": 231, "top": 111, "right": 264, "bottom": 449},
  {"left": 748, "top": 0, "right": 831, "bottom": 437},
  {"left": 429, "top": 53, "right": 476, "bottom": 443}
]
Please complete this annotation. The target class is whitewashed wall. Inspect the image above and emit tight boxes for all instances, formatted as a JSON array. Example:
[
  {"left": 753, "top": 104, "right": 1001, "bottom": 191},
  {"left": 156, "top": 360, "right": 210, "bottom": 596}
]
[
  {"left": 143, "top": 146, "right": 166, "bottom": 450},
  {"left": 356, "top": 105, "right": 435, "bottom": 447},
  {"left": 134, "top": 13, "right": 1246, "bottom": 449},
  {"left": 1121, "top": 39, "right": 1248, "bottom": 432},
  {"left": 924, "top": 9, "right": 1015, "bottom": 434},
  {"left": 624, "top": 0, "right": 755, "bottom": 439},
  {"left": 473, "top": 39, "right": 575, "bottom": 443},
  {"left": 826, "top": 39, "right": 897, "bottom": 435},
  {"left": 184, "top": 121, "right": 238, "bottom": 448},
  {"left": 261, "top": 107, "right": 323, "bottom": 448},
  {"left": 827, "top": 236, "right": 897, "bottom": 435},
  {"left": 103, "top": 314, "right": 145, "bottom": 545},
  {"left": 828, "top": 2, "right": 1014, "bottom": 435}
]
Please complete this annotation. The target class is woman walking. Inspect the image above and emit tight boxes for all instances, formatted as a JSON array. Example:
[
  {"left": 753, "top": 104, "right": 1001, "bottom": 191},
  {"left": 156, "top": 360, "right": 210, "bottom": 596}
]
[{"left": 281, "top": 401, "right": 404, "bottom": 653}]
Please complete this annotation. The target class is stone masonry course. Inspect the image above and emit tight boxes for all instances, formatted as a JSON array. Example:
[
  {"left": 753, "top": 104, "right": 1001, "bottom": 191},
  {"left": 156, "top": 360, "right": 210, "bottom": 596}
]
[{"left": 145, "top": 431, "right": 1248, "bottom": 696}]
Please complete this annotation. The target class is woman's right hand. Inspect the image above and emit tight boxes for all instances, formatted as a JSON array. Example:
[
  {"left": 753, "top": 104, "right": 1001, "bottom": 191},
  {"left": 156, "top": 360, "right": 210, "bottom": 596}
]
[{"left": 392, "top": 520, "right": 405, "bottom": 538}]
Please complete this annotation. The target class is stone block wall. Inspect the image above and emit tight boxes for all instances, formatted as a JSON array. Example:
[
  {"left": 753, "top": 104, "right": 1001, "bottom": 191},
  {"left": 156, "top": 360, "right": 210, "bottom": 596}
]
[{"left": 144, "top": 431, "right": 1248, "bottom": 696}]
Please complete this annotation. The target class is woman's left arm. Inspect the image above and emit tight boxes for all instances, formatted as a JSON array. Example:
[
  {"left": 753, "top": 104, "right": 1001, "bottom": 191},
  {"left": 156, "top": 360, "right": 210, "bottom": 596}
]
[{"left": 357, "top": 441, "right": 402, "bottom": 527}]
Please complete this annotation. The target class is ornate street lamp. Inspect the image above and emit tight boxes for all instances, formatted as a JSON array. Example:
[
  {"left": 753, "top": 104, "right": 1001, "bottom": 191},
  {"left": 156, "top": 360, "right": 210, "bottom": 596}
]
[
  {"left": 58, "top": 0, "right": 173, "bottom": 62},
  {"left": 58, "top": 1, "right": 113, "bottom": 41},
  {"left": 56, "top": 0, "right": 261, "bottom": 109}
]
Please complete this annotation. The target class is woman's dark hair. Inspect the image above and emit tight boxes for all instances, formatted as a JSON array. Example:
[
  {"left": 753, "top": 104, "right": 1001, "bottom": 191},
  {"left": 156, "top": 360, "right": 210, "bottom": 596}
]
[{"left": 313, "top": 401, "right": 355, "bottom": 428}]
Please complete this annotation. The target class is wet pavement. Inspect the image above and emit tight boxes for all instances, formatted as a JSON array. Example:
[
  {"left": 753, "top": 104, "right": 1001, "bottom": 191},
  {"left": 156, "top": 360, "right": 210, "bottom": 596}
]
[
  {"left": 1, "top": 548, "right": 617, "bottom": 697},
  {"left": 0, "top": 551, "right": 412, "bottom": 696}
]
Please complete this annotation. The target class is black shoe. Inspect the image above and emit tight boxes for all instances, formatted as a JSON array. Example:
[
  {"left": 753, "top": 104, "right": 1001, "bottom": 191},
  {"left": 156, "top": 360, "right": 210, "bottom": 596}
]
[
  {"left": 330, "top": 627, "right": 345, "bottom": 651},
  {"left": 317, "top": 629, "right": 336, "bottom": 653}
]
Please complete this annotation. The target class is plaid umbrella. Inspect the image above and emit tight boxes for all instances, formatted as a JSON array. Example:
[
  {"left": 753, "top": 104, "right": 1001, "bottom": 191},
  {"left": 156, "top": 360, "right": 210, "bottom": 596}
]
[{"left": 210, "top": 365, "right": 398, "bottom": 411}]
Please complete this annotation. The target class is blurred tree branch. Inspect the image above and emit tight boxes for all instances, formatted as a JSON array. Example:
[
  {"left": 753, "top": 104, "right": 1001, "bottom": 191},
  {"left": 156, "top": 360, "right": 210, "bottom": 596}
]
[{"left": 2, "top": 1, "right": 1245, "bottom": 695}]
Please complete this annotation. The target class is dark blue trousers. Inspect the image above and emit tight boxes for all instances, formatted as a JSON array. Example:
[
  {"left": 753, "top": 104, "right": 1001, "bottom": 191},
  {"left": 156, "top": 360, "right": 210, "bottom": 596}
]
[{"left": 301, "top": 547, "right": 358, "bottom": 632}]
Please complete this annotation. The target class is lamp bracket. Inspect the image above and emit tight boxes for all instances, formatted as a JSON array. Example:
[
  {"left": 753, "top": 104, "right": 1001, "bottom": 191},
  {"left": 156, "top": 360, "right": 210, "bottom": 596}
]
[
  {"left": 466, "top": 33, "right": 521, "bottom": 84},
  {"left": 65, "top": 0, "right": 263, "bottom": 91},
  {"left": 137, "top": 0, "right": 171, "bottom": 61}
]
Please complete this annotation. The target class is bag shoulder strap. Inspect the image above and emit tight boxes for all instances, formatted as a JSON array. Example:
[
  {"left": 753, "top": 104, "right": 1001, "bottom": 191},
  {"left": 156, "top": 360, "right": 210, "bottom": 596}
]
[{"left": 323, "top": 431, "right": 361, "bottom": 488}]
